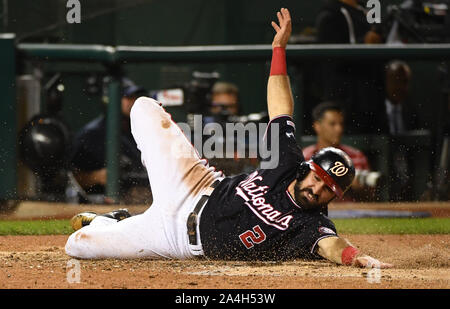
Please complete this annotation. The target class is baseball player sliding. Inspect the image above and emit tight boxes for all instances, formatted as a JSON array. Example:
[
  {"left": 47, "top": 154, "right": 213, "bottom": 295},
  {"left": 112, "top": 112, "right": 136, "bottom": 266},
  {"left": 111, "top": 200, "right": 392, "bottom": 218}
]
[{"left": 66, "top": 8, "right": 392, "bottom": 269}]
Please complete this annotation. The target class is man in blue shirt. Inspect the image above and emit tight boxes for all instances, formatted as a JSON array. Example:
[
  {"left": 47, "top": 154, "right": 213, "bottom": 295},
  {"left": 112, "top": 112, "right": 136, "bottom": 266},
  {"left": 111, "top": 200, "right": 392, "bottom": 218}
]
[{"left": 70, "top": 84, "right": 150, "bottom": 203}]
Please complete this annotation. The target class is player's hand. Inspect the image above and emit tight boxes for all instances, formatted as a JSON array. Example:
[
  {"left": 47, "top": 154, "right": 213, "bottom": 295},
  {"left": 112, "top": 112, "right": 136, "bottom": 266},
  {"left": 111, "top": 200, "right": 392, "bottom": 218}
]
[
  {"left": 271, "top": 8, "right": 292, "bottom": 48},
  {"left": 354, "top": 255, "right": 394, "bottom": 269}
]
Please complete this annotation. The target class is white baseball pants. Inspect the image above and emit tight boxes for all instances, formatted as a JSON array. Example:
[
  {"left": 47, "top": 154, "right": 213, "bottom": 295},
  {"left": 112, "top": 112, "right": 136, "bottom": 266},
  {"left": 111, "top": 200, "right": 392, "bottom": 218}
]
[{"left": 65, "top": 97, "right": 223, "bottom": 259}]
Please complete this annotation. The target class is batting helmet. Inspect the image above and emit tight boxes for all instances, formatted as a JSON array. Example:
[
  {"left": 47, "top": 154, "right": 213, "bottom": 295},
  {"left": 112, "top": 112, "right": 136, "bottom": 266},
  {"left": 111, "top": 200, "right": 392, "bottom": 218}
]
[{"left": 297, "top": 147, "right": 355, "bottom": 198}]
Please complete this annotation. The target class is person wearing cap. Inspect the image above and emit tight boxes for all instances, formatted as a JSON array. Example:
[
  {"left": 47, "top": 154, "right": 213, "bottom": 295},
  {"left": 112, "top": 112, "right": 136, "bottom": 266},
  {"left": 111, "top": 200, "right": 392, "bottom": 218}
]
[{"left": 69, "top": 83, "right": 150, "bottom": 203}]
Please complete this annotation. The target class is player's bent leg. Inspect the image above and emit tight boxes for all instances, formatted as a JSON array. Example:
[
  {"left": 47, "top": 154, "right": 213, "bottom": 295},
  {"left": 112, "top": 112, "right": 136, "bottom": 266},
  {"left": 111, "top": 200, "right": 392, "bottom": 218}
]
[
  {"left": 130, "top": 97, "right": 222, "bottom": 206},
  {"left": 65, "top": 205, "right": 191, "bottom": 260}
]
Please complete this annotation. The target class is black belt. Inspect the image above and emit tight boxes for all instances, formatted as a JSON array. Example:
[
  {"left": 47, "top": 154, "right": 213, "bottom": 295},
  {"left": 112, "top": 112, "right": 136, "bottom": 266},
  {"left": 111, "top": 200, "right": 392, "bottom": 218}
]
[{"left": 187, "top": 179, "right": 220, "bottom": 245}]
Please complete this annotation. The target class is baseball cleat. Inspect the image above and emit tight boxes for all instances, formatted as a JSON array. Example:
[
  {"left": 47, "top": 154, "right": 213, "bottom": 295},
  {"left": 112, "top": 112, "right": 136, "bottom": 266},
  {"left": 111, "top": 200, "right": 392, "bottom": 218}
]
[
  {"left": 70, "top": 209, "right": 132, "bottom": 231},
  {"left": 70, "top": 211, "right": 97, "bottom": 231},
  {"left": 101, "top": 208, "right": 131, "bottom": 221}
]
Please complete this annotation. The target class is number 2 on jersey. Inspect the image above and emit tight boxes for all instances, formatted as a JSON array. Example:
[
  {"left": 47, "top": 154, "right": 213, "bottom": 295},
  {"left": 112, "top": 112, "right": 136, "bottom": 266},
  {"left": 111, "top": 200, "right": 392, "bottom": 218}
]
[{"left": 239, "top": 225, "right": 266, "bottom": 249}]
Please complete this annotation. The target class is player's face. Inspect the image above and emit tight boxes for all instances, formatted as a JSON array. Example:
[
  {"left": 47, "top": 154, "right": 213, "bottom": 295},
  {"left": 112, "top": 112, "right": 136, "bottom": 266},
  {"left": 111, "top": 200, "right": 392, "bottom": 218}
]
[{"left": 294, "top": 171, "right": 336, "bottom": 210}]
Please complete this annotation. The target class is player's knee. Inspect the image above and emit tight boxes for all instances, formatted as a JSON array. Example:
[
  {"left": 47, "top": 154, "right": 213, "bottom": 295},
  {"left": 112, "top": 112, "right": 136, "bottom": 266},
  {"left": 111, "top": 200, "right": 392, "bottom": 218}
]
[
  {"left": 130, "top": 96, "right": 168, "bottom": 138},
  {"left": 131, "top": 96, "right": 161, "bottom": 118}
]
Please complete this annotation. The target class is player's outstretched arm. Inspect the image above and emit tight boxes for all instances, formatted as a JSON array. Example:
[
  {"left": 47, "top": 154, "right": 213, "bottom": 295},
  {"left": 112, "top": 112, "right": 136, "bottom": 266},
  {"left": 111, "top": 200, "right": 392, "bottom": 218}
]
[
  {"left": 317, "top": 236, "right": 394, "bottom": 268},
  {"left": 267, "top": 8, "right": 294, "bottom": 120}
]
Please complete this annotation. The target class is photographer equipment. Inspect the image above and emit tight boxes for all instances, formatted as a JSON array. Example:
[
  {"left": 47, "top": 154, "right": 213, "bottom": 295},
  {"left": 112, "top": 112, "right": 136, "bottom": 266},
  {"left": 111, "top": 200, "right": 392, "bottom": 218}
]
[
  {"left": 44, "top": 74, "right": 65, "bottom": 115},
  {"left": 18, "top": 114, "right": 71, "bottom": 201},
  {"left": 150, "top": 71, "right": 219, "bottom": 114},
  {"left": 17, "top": 73, "right": 72, "bottom": 201},
  {"left": 386, "top": 0, "right": 450, "bottom": 43}
]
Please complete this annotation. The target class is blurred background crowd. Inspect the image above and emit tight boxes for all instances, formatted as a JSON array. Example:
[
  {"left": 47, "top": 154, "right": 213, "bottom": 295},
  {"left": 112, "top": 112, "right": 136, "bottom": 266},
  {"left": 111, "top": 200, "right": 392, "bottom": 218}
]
[{"left": 3, "top": 0, "right": 449, "bottom": 206}]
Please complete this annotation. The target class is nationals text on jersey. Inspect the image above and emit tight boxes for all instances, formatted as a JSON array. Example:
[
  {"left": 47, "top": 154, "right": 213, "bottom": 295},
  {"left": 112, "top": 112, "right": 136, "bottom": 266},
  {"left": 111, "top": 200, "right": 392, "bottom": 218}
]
[{"left": 235, "top": 171, "right": 293, "bottom": 230}]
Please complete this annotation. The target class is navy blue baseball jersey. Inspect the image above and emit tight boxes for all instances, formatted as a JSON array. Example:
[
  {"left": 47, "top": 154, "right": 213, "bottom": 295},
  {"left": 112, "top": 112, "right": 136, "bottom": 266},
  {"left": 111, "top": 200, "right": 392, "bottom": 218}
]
[{"left": 200, "top": 115, "right": 338, "bottom": 260}]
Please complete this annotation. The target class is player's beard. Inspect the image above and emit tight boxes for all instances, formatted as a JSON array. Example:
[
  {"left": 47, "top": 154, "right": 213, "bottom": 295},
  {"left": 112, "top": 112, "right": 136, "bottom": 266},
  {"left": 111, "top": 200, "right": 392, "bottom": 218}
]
[{"left": 294, "top": 182, "right": 330, "bottom": 211}]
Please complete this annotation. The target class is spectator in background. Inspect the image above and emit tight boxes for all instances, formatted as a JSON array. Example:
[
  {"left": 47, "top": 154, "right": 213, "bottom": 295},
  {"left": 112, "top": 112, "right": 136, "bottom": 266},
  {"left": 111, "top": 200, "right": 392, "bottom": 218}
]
[
  {"left": 303, "top": 102, "right": 375, "bottom": 201},
  {"left": 383, "top": 60, "right": 418, "bottom": 201},
  {"left": 384, "top": 60, "right": 418, "bottom": 135},
  {"left": 316, "top": 0, "right": 382, "bottom": 44},
  {"left": 315, "top": 0, "right": 385, "bottom": 134},
  {"left": 210, "top": 81, "right": 240, "bottom": 116},
  {"left": 70, "top": 82, "right": 151, "bottom": 204}
]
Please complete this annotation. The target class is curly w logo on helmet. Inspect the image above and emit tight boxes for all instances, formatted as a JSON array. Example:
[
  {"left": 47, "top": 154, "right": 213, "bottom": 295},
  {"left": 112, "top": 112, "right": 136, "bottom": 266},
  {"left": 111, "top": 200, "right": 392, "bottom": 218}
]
[{"left": 330, "top": 161, "right": 348, "bottom": 177}]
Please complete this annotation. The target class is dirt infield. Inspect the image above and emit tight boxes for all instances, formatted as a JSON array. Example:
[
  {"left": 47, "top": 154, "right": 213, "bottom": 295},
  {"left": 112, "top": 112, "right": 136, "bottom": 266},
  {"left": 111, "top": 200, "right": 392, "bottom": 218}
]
[{"left": 0, "top": 234, "right": 448, "bottom": 289}]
